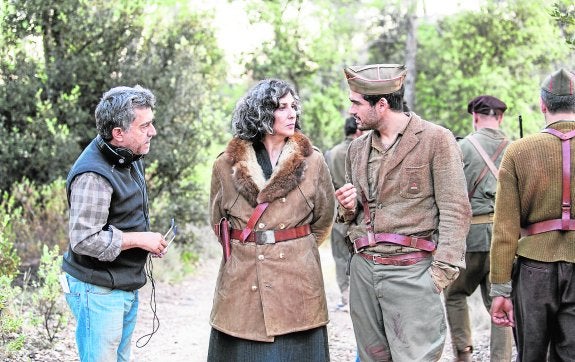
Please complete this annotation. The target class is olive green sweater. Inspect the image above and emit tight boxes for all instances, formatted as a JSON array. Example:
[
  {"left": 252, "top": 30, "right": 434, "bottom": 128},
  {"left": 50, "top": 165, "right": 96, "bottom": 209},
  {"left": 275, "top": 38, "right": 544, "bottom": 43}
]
[{"left": 491, "top": 120, "right": 575, "bottom": 284}]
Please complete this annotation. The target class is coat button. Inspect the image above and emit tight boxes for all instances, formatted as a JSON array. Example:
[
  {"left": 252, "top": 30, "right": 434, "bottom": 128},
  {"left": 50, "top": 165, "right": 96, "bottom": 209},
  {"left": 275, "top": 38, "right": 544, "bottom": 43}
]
[
  {"left": 251, "top": 285, "right": 258, "bottom": 291},
  {"left": 279, "top": 223, "right": 286, "bottom": 229},
  {"left": 279, "top": 253, "right": 285, "bottom": 259},
  {"left": 258, "top": 254, "right": 265, "bottom": 261},
  {"left": 258, "top": 222, "right": 265, "bottom": 229},
  {"left": 281, "top": 197, "right": 286, "bottom": 202}
]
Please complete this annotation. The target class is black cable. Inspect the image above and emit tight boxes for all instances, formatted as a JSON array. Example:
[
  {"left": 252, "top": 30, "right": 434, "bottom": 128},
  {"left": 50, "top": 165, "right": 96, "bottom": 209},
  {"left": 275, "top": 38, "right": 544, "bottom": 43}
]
[{"left": 136, "top": 255, "right": 160, "bottom": 348}]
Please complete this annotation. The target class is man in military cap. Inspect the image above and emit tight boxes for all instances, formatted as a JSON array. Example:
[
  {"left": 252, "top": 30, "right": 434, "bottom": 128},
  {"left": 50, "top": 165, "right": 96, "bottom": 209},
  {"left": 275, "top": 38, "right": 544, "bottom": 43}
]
[
  {"left": 490, "top": 68, "right": 575, "bottom": 361},
  {"left": 444, "top": 95, "right": 513, "bottom": 362},
  {"left": 335, "top": 64, "right": 471, "bottom": 361}
]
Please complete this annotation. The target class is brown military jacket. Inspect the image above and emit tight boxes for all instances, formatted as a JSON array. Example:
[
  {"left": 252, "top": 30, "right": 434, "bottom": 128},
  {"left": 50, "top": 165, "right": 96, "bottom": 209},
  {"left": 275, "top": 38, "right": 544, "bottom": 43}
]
[
  {"left": 209, "top": 131, "right": 335, "bottom": 342},
  {"left": 339, "top": 113, "right": 470, "bottom": 267}
]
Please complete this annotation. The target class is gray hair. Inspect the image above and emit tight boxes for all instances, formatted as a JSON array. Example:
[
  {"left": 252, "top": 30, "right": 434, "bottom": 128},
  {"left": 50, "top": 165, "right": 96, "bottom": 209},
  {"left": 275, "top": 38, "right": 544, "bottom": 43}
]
[
  {"left": 541, "top": 89, "right": 575, "bottom": 114},
  {"left": 232, "top": 79, "right": 301, "bottom": 142},
  {"left": 95, "top": 85, "right": 156, "bottom": 140}
]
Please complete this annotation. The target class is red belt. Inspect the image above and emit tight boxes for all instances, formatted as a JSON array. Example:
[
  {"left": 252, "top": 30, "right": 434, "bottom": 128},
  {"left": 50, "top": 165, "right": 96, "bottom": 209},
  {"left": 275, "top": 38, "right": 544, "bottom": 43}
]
[
  {"left": 358, "top": 251, "right": 431, "bottom": 266},
  {"left": 353, "top": 233, "right": 435, "bottom": 253},
  {"left": 230, "top": 224, "right": 311, "bottom": 245}
]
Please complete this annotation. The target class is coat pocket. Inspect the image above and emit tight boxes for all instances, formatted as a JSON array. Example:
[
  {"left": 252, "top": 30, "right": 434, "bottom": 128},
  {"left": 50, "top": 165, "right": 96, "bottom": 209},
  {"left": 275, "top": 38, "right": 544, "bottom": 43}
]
[{"left": 399, "top": 164, "right": 432, "bottom": 199}]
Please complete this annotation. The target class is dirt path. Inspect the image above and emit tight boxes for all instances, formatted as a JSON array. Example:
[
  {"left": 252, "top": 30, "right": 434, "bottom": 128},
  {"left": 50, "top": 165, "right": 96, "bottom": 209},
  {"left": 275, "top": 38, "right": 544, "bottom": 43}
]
[
  {"left": 130, "top": 240, "right": 502, "bottom": 362},
  {"left": 131, "top": 239, "right": 357, "bottom": 362},
  {"left": 43, "top": 239, "right": 504, "bottom": 362}
]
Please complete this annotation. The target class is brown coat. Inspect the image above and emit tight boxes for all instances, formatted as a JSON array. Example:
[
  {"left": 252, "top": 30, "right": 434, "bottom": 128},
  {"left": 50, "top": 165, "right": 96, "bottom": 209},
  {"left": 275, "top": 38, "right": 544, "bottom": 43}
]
[
  {"left": 340, "top": 113, "right": 470, "bottom": 267},
  {"left": 209, "top": 131, "right": 335, "bottom": 342}
]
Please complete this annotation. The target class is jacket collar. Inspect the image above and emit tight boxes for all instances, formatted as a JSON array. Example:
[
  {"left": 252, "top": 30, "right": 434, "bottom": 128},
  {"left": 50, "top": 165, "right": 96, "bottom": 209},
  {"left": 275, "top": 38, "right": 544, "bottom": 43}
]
[
  {"left": 355, "top": 113, "right": 424, "bottom": 199},
  {"left": 223, "top": 131, "right": 313, "bottom": 207}
]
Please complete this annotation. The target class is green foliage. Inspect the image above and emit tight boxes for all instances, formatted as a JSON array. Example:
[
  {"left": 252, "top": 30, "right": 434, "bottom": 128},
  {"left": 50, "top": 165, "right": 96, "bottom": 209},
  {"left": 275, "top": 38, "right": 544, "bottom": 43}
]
[
  {"left": 7, "top": 178, "right": 68, "bottom": 268},
  {"left": 0, "top": 275, "right": 25, "bottom": 354},
  {"left": 242, "top": 0, "right": 359, "bottom": 150},
  {"left": 0, "top": 204, "right": 25, "bottom": 355},
  {"left": 0, "top": 205, "right": 21, "bottom": 278},
  {"left": 0, "top": 1, "right": 228, "bottom": 241},
  {"left": 33, "top": 245, "right": 67, "bottom": 343},
  {"left": 118, "top": 6, "right": 227, "bottom": 232},
  {"left": 415, "top": 0, "right": 573, "bottom": 138},
  {"left": 551, "top": 1, "right": 575, "bottom": 48},
  {"left": 365, "top": 0, "right": 412, "bottom": 65}
]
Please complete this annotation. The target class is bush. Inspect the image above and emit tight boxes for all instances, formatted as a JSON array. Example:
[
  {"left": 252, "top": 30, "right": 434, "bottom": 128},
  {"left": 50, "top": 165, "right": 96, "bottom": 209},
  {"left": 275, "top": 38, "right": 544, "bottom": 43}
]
[
  {"left": 32, "top": 245, "right": 68, "bottom": 343},
  {"left": 0, "top": 204, "right": 20, "bottom": 279},
  {"left": 8, "top": 178, "right": 68, "bottom": 275},
  {"left": 0, "top": 212, "right": 25, "bottom": 356}
]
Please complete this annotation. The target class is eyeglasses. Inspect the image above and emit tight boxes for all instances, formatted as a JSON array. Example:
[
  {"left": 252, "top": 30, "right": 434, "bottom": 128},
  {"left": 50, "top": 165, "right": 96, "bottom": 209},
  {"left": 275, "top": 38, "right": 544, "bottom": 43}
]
[{"left": 164, "top": 218, "right": 178, "bottom": 247}]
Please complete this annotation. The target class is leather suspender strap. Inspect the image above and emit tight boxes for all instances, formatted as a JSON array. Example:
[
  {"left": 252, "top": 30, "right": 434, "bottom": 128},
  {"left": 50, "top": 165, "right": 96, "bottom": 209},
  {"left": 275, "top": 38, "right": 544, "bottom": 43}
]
[
  {"left": 524, "top": 128, "right": 575, "bottom": 235},
  {"left": 239, "top": 202, "right": 270, "bottom": 242},
  {"left": 468, "top": 136, "right": 500, "bottom": 178},
  {"left": 467, "top": 137, "right": 509, "bottom": 200},
  {"left": 360, "top": 191, "right": 377, "bottom": 247},
  {"left": 357, "top": 190, "right": 435, "bottom": 253}
]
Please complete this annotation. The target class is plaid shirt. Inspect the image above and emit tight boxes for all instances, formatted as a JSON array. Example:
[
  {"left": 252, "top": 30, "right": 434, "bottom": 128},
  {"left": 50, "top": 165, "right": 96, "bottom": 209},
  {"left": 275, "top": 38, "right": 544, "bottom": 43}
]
[{"left": 68, "top": 172, "right": 123, "bottom": 261}]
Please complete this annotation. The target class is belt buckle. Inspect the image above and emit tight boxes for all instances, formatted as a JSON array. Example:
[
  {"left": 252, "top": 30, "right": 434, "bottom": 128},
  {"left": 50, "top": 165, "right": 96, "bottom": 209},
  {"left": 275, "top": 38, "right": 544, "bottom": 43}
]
[{"left": 255, "top": 230, "right": 275, "bottom": 245}]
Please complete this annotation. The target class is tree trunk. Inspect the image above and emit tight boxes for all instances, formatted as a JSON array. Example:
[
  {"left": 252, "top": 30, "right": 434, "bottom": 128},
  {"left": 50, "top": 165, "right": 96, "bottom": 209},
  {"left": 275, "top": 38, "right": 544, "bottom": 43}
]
[{"left": 404, "top": 12, "right": 418, "bottom": 111}]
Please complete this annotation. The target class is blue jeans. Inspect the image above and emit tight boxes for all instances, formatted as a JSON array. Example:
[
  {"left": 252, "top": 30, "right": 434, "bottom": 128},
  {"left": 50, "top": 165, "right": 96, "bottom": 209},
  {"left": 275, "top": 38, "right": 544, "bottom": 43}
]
[{"left": 64, "top": 273, "right": 139, "bottom": 362}]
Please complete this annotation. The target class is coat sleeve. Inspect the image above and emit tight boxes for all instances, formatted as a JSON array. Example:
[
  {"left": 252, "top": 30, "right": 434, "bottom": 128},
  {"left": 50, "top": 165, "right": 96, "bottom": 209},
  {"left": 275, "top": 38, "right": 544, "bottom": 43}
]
[
  {"left": 209, "top": 157, "right": 225, "bottom": 230},
  {"left": 490, "top": 152, "right": 521, "bottom": 284},
  {"left": 336, "top": 142, "right": 359, "bottom": 224},
  {"left": 311, "top": 152, "right": 336, "bottom": 245},
  {"left": 431, "top": 130, "right": 471, "bottom": 268}
]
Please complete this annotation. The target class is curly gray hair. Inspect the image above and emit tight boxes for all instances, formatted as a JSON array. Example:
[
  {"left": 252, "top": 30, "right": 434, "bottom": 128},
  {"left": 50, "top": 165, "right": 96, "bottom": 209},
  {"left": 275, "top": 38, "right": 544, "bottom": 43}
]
[
  {"left": 232, "top": 79, "right": 301, "bottom": 142},
  {"left": 95, "top": 85, "right": 156, "bottom": 140}
]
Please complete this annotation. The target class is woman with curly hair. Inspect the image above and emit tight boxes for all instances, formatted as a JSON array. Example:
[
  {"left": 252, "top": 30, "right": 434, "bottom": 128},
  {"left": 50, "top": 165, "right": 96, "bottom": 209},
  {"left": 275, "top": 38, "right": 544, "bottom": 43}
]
[{"left": 207, "top": 79, "right": 335, "bottom": 361}]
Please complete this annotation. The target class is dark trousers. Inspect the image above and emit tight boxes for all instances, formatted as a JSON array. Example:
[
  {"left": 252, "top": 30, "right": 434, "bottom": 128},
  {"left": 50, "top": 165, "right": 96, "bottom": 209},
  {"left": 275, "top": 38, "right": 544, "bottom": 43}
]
[
  {"left": 207, "top": 327, "right": 330, "bottom": 362},
  {"left": 444, "top": 252, "right": 513, "bottom": 361},
  {"left": 513, "top": 257, "right": 575, "bottom": 362}
]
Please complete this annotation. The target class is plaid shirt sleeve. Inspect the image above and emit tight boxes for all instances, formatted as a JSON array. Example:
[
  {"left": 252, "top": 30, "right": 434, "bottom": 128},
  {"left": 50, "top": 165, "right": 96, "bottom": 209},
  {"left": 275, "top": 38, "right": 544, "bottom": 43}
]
[{"left": 69, "top": 172, "right": 123, "bottom": 261}]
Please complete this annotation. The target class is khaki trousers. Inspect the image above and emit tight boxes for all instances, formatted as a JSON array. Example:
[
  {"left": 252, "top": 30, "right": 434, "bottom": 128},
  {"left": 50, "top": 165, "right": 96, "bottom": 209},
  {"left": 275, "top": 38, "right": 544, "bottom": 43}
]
[
  {"left": 330, "top": 223, "right": 350, "bottom": 300},
  {"left": 350, "top": 254, "right": 445, "bottom": 362}
]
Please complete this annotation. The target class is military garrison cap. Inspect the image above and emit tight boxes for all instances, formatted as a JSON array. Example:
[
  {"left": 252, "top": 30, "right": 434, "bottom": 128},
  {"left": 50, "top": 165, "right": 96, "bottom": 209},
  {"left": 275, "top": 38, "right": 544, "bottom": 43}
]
[
  {"left": 467, "top": 95, "right": 507, "bottom": 115},
  {"left": 541, "top": 68, "right": 575, "bottom": 96},
  {"left": 344, "top": 64, "right": 407, "bottom": 95}
]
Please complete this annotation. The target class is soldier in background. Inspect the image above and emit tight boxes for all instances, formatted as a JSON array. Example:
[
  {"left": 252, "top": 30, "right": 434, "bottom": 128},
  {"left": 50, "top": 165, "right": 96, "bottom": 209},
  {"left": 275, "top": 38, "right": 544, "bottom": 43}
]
[
  {"left": 325, "top": 116, "right": 362, "bottom": 312},
  {"left": 444, "top": 95, "right": 514, "bottom": 362}
]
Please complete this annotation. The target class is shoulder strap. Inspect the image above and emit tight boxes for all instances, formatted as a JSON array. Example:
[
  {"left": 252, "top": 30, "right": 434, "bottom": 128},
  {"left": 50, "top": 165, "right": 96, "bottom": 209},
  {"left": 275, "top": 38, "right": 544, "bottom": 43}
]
[
  {"left": 239, "top": 203, "right": 270, "bottom": 242},
  {"left": 467, "top": 136, "right": 509, "bottom": 199},
  {"left": 523, "top": 128, "right": 575, "bottom": 235},
  {"left": 467, "top": 135, "right": 501, "bottom": 178}
]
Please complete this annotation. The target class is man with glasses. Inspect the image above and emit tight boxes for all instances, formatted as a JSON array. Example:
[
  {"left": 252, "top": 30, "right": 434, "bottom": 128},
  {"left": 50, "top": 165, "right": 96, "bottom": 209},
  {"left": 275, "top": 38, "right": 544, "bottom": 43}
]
[{"left": 62, "top": 85, "right": 168, "bottom": 362}]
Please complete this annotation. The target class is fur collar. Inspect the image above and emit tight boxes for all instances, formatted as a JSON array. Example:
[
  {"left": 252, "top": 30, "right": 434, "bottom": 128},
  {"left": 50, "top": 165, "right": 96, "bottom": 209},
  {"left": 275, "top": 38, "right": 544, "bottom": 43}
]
[{"left": 223, "top": 132, "right": 313, "bottom": 206}]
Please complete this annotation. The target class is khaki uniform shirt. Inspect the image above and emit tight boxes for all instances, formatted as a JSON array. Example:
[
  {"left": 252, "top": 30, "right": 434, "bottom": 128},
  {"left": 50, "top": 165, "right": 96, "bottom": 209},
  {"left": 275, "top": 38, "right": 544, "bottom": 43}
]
[{"left": 459, "top": 128, "right": 509, "bottom": 252}]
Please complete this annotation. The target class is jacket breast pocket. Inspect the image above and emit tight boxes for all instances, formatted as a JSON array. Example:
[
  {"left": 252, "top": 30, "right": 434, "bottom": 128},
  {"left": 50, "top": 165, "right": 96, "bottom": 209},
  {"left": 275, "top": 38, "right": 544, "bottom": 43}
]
[{"left": 399, "top": 164, "right": 432, "bottom": 199}]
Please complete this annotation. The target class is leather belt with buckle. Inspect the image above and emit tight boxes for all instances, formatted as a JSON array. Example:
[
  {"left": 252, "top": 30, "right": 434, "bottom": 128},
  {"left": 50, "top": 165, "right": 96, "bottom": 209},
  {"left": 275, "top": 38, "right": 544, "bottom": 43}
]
[
  {"left": 358, "top": 250, "right": 431, "bottom": 266},
  {"left": 231, "top": 224, "right": 311, "bottom": 245},
  {"left": 353, "top": 232, "right": 435, "bottom": 253}
]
